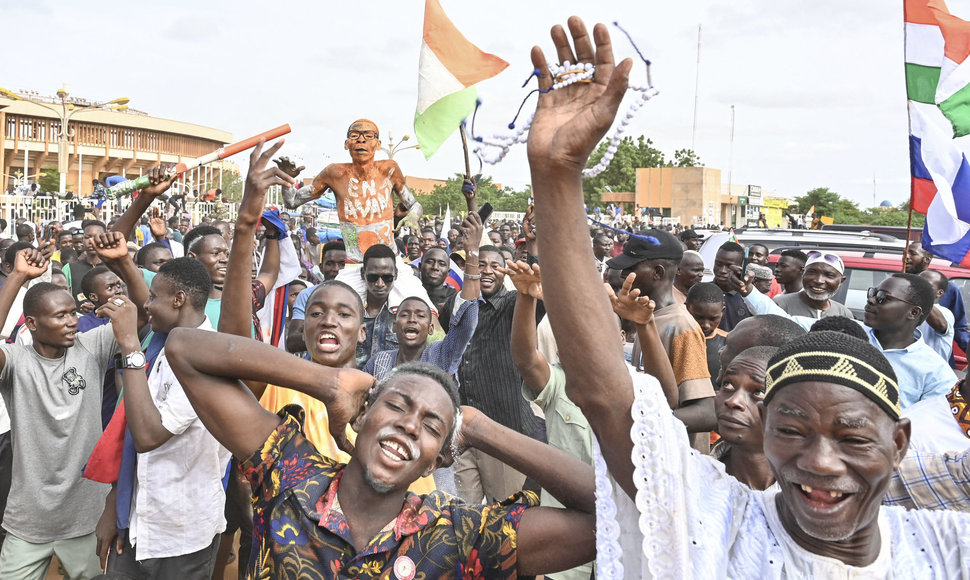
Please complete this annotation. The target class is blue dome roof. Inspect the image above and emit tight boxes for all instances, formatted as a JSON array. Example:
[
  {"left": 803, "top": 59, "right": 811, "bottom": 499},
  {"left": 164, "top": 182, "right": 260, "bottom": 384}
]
[{"left": 879, "top": 200, "right": 893, "bottom": 207}]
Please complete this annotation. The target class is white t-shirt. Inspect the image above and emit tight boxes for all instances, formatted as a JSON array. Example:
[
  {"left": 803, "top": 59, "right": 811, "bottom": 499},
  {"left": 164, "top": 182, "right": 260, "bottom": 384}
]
[
  {"left": 128, "top": 318, "right": 231, "bottom": 559},
  {"left": 904, "top": 394, "right": 969, "bottom": 456}
]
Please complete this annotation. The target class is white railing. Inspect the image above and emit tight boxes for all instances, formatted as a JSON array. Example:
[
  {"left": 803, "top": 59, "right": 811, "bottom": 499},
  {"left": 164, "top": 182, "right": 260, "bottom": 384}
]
[{"left": 0, "top": 195, "right": 238, "bottom": 228}]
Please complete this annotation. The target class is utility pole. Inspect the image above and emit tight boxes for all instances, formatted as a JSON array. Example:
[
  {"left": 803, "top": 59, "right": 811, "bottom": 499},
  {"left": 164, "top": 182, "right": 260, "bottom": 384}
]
[{"left": 691, "top": 25, "right": 702, "bottom": 152}]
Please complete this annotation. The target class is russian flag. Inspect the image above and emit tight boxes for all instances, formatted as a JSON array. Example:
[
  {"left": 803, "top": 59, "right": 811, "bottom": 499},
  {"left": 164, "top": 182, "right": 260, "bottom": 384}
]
[
  {"left": 445, "top": 259, "right": 464, "bottom": 291},
  {"left": 907, "top": 0, "right": 970, "bottom": 267}
]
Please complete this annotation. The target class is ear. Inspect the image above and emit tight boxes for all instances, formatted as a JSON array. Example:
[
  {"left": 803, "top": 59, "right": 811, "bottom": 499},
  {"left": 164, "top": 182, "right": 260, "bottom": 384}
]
[
  {"left": 86, "top": 292, "right": 98, "bottom": 304},
  {"left": 344, "top": 140, "right": 351, "bottom": 151},
  {"left": 358, "top": 323, "right": 367, "bottom": 345},
  {"left": 891, "top": 417, "right": 912, "bottom": 467},
  {"left": 360, "top": 268, "right": 366, "bottom": 280},
  {"left": 424, "top": 453, "right": 445, "bottom": 478},
  {"left": 172, "top": 289, "right": 187, "bottom": 309},
  {"left": 24, "top": 315, "right": 37, "bottom": 332}
]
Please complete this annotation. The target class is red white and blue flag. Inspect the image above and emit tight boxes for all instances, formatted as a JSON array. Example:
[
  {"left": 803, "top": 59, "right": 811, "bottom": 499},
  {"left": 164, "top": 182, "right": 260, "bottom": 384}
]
[{"left": 907, "top": 0, "right": 970, "bottom": 266}]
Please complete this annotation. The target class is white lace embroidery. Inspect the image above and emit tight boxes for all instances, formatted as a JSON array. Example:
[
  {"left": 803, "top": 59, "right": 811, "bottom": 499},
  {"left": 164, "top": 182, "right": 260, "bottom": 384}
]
[{"left": 593, "top": 437, "right": 623, "bottom": 579}]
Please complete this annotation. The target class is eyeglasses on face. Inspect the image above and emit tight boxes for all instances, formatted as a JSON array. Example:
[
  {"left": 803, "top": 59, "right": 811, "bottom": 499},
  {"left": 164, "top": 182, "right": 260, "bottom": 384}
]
[
  {"left": 366, "top": 273, "right": 394, "bottom": 284},
  {"left": 347, "top": 130, "right": 379, "bottom": 141},
  {"left": 867, "top": 287, "right": 921, "bottom": 310}
]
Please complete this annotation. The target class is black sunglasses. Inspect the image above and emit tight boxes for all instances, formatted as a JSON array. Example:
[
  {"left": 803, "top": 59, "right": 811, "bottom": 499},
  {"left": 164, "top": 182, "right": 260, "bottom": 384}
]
[
  {"left": 867, "top": 287, "right": 922, "bottom": 311},
  {"left": 366, "top": 273, "right": 394, "bottom": 284}
]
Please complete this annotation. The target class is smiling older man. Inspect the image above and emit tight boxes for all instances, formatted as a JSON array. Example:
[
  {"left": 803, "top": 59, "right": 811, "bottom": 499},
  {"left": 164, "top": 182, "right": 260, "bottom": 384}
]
[{"left": 525, "top": 16, "right": 970, "bottom": 578}]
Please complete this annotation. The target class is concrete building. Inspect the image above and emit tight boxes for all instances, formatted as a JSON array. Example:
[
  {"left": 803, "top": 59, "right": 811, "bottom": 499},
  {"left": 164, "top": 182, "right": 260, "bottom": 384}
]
[
  {"left": 599, "top": 166, "right": 795, "bottom": 228},
  {"left": 1, "top": 90, "right": 232, "bottom": 197}
]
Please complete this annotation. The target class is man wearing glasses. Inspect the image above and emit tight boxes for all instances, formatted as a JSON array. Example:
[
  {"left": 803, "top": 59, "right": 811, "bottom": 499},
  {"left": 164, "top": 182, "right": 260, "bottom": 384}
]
[
  {"left": 743, "top": 269, "right": 955, "bottom": 408},
  {"left": 275, "top": 119, "right": 422, "bottom": 263}
]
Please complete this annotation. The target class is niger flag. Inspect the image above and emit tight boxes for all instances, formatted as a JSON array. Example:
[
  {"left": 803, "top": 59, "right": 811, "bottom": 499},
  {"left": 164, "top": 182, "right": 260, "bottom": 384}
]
[{"left": 414, "top": 0, "right": 508, "bottom": 159}]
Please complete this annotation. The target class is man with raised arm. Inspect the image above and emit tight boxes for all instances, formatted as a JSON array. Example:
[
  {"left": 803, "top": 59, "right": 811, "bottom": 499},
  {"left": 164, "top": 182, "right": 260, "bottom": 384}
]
[
  {"left": 163, "top": 317, "right": 598, "bottom": 578},
  {"left": 275, "top": 119, "right": 422, "bottom": 263},
  {"left": 0, "top": 233, "right": 147, "bottom": 579},
  {"left": 527, "top": 16, "right": 970, "bottom": 577}
]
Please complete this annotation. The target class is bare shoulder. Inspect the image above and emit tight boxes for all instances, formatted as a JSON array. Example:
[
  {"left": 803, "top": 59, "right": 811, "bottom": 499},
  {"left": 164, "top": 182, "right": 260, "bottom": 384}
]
[{"left": 376, "top": 159, "right": 405, "bottom": 177}]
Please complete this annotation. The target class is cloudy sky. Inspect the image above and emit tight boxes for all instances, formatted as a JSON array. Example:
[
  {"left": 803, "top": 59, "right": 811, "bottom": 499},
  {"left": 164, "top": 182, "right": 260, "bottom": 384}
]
[{"left": 2, "top": 0, "right": 907, "bottom": 208}]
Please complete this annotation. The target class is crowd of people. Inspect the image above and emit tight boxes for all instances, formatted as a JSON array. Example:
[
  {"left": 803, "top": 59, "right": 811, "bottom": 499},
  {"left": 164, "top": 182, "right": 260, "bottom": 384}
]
[{"left": 0, "top": 16, "right": 968, "bottom": 580}]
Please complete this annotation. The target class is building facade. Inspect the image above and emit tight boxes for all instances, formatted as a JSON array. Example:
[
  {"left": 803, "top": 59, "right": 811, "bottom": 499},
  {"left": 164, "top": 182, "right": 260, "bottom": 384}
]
[{"left": 0, "top": 93, "right": 232, "bottom": 197}]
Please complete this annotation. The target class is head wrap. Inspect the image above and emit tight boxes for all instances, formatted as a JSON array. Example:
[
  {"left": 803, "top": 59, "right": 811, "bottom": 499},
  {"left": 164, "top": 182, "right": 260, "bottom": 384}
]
[
  {"left": 764, "top": 331, "right": 901, "bottom": 420},
  {"left": 804, "top": 250, "right": 845, "bottom": 275}
]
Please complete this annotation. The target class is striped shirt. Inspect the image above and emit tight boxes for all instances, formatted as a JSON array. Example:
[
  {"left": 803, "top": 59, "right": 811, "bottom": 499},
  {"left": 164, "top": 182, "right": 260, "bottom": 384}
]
[{"left": 458, "top": 287, "right": 543, "bottom": 436}]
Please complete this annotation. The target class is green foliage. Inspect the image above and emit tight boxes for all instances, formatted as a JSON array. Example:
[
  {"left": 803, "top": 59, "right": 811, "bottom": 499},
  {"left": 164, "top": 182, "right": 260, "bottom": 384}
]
[
  {"left": 38, "top": 166, "right": 60, "bottom": 193},
  {"left": 416, "top": 174, "right": 532, "bottom": 215},
  {"left": 216, "top": 170, "right": 244, "bottom": 203},
  {"left": 672, "top": 148, "right": 704, "bottom": 167},
  {"left": 581, "top": 137, "right": 703, "bottom": 207},
  {"left": 793, "top": 187, "right": 865, "bottom": 224},
  {"left": 795, "top": 188, "right": 925, "bottom": 228}
]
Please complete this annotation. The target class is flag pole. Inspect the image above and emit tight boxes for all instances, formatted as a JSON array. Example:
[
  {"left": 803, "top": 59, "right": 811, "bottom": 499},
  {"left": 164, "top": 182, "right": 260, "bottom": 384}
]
[
  {"left": 459, "top": 123, "right": 477, "bottom": 212},
  {"left": 459, "top": 123, "right": 472, "bottom": 181}
]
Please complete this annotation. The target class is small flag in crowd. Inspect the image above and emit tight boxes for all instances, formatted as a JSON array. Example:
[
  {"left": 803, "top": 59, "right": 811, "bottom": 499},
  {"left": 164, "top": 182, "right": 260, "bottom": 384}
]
[
  {"left": 413, "top": 0, "right": 508, "bottom": 159},
  {"left": 906, "top": 0, "right": 970, "bottom": 266}
]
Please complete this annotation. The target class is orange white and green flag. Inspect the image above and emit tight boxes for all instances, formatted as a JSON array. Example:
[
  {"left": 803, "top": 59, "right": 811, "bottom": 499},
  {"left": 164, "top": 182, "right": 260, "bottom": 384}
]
[{"left": 414, "top": 0, "right": 508, "bottom": 159}]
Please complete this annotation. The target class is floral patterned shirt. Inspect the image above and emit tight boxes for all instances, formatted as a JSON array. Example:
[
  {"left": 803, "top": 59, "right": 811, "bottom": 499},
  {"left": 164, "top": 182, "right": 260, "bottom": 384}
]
[{"left": 240, "top": 405, "right": 537, "bottom": 579}]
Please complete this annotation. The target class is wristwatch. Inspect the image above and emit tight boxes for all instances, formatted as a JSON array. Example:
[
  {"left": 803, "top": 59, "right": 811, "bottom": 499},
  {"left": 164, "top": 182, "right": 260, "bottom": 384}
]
[{"left": 117, "top": 351, "right": 147, "bottom": 370}]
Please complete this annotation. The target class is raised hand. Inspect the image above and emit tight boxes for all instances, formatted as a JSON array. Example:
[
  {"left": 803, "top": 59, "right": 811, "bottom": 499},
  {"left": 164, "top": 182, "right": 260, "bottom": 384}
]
[
  {"left": 148, "top": 208, "right": 167, "bottom": 240},
  {"left": 606, "top": 272, "right": 656, "bottom": 326},
  {"left": 458, "top": 210, "right": 484, "bottom": 252},
  {"left": 244, "top": 140, "right": 295, "bottom": 225},
  {"left": 140, "top": 165, "right": 178, "bottom": 198},
  {"left": 12, "top": 248, "right": 48, "bottom": 281},
  {"left": 440, "top": 405, "right": 484, "bottom": 467},
  {"left": 328, "top": 368, "right": 378, "bottom": 455},
  {"left": 273, "top": 156, "right": 305, "bottom": 179},
  {"left": 522, "top": 204, "right": 537, "bottom": 242},
  {"left": 499, "top": 260, "right": 543, "bottom": 300},
  {"left": 90, "top": 231, "right": 130, "bottom": 263},
  {"left": 527, "top": 17, "right": 632, "bottom": 175},
  {"left": 461, "top": 177, "right": 477, "bottom": 212}
]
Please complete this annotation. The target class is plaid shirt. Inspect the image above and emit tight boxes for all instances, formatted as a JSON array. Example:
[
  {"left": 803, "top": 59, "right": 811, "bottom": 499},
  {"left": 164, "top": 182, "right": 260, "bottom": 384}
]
[{"left": 883, "top": 447, "right": 970, "bottom": 511}]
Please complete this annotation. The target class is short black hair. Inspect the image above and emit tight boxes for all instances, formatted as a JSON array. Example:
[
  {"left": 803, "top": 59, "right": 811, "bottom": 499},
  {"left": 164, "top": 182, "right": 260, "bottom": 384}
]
[
  {"left": 81, "top": 219, "right": 106, "bottom": 232},
  {"left": 183, "top": 225, "right": 223, "bottom": 255},
  {"left": 740, "top": 314, "right": 808, "bottom": 345},
  {"left": 420, "top": 227, "right": 435, "bottom": 235},
  {"left": 56, "top": 230, "right": 73, "bottom": 241},
  {"left": 686, "top": 282, "right": 725, "bottom": 306},
  {"left": 367, "top": 361, "right": 461, "bottom": 451},
  {"left": 136, "top": 242, "right": 172, "bottom": 267},
  {"left": 920, "top": 269, "right": 949, "bottom": 294},
  {"left": 157, "top": 257, "right": 213, "bottom": 311},
  {"left": 732, "top": 345, "right": 778, "bottom": 366},
  {"left": 58, "top": 248, "right": 79, "bottom": 264},
  {"left": 398, "top": 296, "right": 432, "bottom": 317},
  {"left": 809, "top": 316, "right": 868, "bottom": 341},
  {"left": 23, "top": 283, "right": 69, "bottom": 318},
  {"left": 15, "top": 223, "right": 33, "bottom": 236},
  {"left": 321, "top": 240, "right": 346, "bottom": 256},
  {"left": 890, "top": 272, "right": 936, "bottom": 324},
  {"left": 308, "top": 279, "right": 364, "bottom": 322},
  {"left": 478, "top": 245, "right": 505, "bottom": 264},
  {"left": 81, "top": 265, "right": 114, "bottom": 297},
  {"left": 749, "top": 243, "right": 768, "bottom": 254},
  {"left": 717, "top": 241, "right": 744, "bottom": 257},
  {"left": 780, "top": 249, "right": 808, "bottom": 265},
  {"left": 361, "top": 243, "right": 396, "bottom": 268},
  {"left": 3, "top": 241, "right": 33, "bottom": 268}
]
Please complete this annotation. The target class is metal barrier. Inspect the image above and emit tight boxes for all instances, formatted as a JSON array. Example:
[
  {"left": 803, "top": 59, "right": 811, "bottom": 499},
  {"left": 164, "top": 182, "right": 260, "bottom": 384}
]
[{"left": 0, "top": 195, "right": 238, "bottom": 227}]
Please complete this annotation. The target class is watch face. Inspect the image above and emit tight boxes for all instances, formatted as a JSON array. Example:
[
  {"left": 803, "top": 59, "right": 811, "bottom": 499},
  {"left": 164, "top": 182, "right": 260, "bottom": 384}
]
[{"left": 127, "top": 352, "right": 146, "bottom": 367}]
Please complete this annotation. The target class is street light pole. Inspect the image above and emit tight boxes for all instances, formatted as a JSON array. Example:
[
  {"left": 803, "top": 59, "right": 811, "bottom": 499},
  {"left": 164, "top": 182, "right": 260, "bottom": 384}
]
[
  {"left": 381, "top": 132, "right": 421, "bottom": 160},
  {"left": 0, "top": 84, "right": 129, "bottom": 194}
]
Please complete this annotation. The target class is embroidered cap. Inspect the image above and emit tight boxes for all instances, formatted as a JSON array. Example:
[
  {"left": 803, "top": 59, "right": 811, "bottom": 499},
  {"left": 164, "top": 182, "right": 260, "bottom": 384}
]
[
  {"left": 764, "top": 331, "right": 901, "bottom": 420},
  {"left": 606, "top": 229, "right": 684, "bottom": 270}
]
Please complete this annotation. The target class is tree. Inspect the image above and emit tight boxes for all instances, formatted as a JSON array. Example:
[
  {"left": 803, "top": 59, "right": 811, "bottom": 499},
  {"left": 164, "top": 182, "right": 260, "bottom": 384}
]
[
  {"left": 417, "top": 173, "right": 531, "bottom": 216},
  {"left": 793, "top": 187, "right": 865, "bottom": 224},
  {"left": 38, "top": 166, "right": 60, "bottom": 194},
  {"left": 862, "top": 201, "right": 926, "bottom": 228},
  {"left": 672, "top": 148, "right": 703, "bottom": 167},
  {"left": 217, "top": 170, "right": 244, "bottom": 202},
  {"left": 583, "top": 136, "right": 667, "bottom": 208}
]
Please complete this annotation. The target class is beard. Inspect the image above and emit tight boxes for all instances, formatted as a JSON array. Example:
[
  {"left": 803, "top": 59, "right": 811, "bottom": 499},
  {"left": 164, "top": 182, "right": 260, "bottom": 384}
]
[
  {"left": 363, "top": 467, "right": 396, "bottom": 494},
  {"left": 804, "top": 289, "right": 833, "bottom": 302}
]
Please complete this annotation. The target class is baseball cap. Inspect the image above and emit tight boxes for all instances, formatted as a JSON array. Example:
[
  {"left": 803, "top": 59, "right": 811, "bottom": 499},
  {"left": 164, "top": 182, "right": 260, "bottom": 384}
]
[{"left": 606, "top": 229, "right": 685, "bottom": 271}]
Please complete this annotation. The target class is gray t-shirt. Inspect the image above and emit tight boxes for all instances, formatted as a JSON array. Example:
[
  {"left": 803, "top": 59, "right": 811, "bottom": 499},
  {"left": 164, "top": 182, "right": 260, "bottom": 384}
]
[
  {"left": 0, "top": 324, "right": 118, "bottom": 542},
  {"left": 773, "top": 291, "right": 855, "bottom": 320}
]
